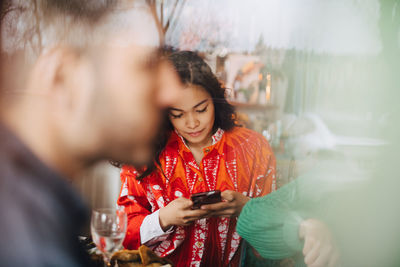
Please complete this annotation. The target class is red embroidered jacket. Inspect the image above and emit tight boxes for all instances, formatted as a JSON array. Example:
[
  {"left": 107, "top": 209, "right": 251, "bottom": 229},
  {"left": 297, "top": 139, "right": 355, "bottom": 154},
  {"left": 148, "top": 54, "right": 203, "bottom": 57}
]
[{"left": 117, "top": 127, "right": 276, "bottom": 267}]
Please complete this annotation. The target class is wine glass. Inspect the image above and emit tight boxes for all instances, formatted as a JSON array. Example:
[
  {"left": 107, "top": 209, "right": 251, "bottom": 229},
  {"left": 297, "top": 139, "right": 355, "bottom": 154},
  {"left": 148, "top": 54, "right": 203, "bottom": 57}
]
[{"left": 91, "top": 208, "right": 127, "bottom": 266}]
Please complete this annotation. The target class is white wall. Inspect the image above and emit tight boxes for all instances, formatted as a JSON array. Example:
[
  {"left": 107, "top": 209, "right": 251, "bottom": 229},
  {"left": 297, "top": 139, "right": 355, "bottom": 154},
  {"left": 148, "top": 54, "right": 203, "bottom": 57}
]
[{"left": 74, "top": 161, "right": 122, "bottom": 209}]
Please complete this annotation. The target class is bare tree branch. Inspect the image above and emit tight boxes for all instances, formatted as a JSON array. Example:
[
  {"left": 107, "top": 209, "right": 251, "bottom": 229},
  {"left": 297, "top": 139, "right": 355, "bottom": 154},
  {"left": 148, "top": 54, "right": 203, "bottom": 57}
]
[
  {"left": 160, "top": 0, "right": 164, "bottom": 29},
  {"left": 146, "top": 0, "right": 164, "bottom": 46},
  {"left": 163, "top": 0, "right": 179, "bottom": 33},
  {"left": 146, "top": 0, "right": 187, "bottom": 46},
  {"left": 166, "top": 0, "right": 186, "bottom": 39}
]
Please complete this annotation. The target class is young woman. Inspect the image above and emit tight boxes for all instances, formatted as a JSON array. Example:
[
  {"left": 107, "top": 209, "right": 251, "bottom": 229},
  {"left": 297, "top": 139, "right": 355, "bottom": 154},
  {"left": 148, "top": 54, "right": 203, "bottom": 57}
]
[{"left": 117, "top": 51, "right": 276, "bottom": 267}]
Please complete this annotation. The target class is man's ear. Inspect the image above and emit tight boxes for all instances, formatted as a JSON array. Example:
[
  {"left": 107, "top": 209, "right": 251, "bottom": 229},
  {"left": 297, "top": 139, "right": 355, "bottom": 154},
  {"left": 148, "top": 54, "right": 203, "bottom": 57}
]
[{"left": 28, "top": 46, "right": 92, "bottom": 114}]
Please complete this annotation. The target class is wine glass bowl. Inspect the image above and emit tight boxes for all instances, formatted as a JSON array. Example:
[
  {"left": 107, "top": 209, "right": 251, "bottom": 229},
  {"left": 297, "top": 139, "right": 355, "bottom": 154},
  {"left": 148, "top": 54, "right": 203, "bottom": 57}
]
[{"left": 91, "top": 208, "right": 127, "bottom": 266}]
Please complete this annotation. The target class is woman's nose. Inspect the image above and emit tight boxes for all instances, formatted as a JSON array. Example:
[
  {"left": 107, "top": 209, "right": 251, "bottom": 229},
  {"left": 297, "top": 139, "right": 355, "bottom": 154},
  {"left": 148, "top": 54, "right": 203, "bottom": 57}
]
[{"left": 186, "top": 113, "right": 199, "bottom": 129}]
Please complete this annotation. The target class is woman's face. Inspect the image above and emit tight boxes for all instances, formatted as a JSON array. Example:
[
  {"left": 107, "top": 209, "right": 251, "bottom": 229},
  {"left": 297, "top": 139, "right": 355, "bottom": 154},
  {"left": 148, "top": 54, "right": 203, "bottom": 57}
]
[{"left": 168, "top": 84, "right": 215, "bottom": 148}]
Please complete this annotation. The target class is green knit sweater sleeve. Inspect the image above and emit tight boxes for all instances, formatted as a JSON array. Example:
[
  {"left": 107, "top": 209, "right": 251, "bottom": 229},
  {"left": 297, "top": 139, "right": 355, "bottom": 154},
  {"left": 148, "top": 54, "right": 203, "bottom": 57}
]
[
  {"left": 237, "top": 179, "right": 307, "bottom": 259},
  {"left": 237, "top": 159, "right": 351, "bottom": 262}
]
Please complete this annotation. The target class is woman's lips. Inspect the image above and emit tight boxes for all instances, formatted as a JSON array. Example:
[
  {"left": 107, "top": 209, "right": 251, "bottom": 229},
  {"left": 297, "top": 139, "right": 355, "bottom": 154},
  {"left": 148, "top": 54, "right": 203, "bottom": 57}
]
[{"left": 187, "top": 129, "right": 204, "bottom": 137}]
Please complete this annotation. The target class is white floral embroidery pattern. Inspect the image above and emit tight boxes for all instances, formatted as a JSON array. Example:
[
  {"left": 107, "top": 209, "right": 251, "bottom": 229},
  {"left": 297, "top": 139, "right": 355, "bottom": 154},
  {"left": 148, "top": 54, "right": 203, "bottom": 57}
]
[
  {"left": 202, "top": 155, "right": 221, "bottom": 190},
  {"left": 212, "top": 128, "right": 224, "bottom": 144},
  {"left": 228, "top": 231, "right": 241, "bottom": 261},
  {"left": 190, "top": 218, "right": 207, "bottom": 266},
  {"left": 218, "top": 218, "right": 229, "bottom": 258}
]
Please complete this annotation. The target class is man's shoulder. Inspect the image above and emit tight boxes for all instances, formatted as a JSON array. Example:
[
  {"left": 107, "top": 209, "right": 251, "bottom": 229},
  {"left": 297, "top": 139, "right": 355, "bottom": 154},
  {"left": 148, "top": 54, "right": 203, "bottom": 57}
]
[{"left": 0, "top": 125, "right": 90, "bottom": 267}]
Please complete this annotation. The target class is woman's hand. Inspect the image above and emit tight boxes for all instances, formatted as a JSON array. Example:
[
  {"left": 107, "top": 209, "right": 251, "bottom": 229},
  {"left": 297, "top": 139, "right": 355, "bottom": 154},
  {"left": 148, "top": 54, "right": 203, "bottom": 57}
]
[
  {"left": 158, "top": 197, "right": 210, "bottom": 231},
  {"left": 199, "top": 190, "right": 250, "bottom": 218},
  {"left": 299, "top": 219, "right": 340, "bottom": 267}
]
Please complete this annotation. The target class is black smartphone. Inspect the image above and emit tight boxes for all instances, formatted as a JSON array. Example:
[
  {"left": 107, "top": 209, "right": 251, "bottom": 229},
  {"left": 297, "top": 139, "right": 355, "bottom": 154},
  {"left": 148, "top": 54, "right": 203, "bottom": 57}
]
[{"left": 190, "top": 190, "right": 222, "bottom": 209}]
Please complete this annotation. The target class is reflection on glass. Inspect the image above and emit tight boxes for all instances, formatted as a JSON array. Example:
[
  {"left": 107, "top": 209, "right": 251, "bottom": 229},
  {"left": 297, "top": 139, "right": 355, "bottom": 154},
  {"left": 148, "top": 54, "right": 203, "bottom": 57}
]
[{"left": 91, "top": 208, "right": 127, "bottom": 266}]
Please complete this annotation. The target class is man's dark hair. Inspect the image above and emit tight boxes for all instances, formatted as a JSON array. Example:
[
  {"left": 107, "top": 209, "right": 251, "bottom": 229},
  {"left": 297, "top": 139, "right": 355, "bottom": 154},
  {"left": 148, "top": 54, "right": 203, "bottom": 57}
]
[
  {"left": 2, "top": 0, "right": 115, "bottom": 23},
  {"left": 40, "top": 0, "right": 115, "bottom": 22},
  {"left": 1, "top": 0, "right": 117, "bottom": 54},
  {"left": 0, "top": 0, "right": 116, "bottom": 103}
]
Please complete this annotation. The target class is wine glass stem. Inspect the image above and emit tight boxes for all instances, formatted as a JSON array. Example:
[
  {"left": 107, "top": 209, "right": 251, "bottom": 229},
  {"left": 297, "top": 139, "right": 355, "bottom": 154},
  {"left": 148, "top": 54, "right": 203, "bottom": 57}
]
[{"left": 103, "top": 255, "right": 112, "bottom": 267}]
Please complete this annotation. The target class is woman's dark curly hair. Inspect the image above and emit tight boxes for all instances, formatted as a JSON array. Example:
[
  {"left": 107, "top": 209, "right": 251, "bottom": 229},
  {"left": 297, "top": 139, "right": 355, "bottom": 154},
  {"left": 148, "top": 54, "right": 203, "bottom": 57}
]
[
  {"left": 169, "top": 51, "right": 236, "bottom": 132},
  {"left": 138, "top": 50, "right": 236, "bottom": 179}
]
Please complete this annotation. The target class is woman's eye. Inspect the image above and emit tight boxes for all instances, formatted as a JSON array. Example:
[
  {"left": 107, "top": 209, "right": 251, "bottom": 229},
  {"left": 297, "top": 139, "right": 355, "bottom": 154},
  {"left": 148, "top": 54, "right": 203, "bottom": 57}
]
[
  {"left": 170, "top": 113, "right": 183, "bottom": 119},
  {"left": 196, "top": 107, "right": 208, "bottom": 113}
]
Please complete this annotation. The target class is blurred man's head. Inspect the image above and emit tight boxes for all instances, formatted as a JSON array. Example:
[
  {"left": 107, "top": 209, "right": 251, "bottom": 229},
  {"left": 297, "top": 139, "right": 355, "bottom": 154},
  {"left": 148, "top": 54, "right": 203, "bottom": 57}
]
[{"left": 0, "top": 0, "right": 181, "bottom": 176}]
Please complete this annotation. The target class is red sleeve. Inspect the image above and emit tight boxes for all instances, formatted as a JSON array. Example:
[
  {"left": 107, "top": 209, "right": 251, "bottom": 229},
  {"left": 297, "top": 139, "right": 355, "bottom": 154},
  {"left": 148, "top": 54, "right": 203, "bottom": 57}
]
[
  {"left": 117, "top": 166, "right": 152, "bottom": 249},
  {"left": 247, "top": 131, "right": 277, "bottom": 197},
  {"left": 256, "top": 137, "right": 276, "bottom": 196}
]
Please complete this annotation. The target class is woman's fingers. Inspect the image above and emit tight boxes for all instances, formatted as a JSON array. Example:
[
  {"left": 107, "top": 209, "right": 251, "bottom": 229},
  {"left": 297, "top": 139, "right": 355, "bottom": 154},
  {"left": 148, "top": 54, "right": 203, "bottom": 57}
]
[
  {"left": 304, "top": 238, "right": 339, "bottom": 267},
  {"left": 200, "top": 201, "right": 231, "bottom": 211},
  {"left": 185, "top": 208, "right": 210, "bottom": 218},
  {"left": 304, "top": 239, "right": 321, "bottom": 266},
  {"left": 176, "top": 197, "right": 194, "bottom": 209},
  {"left": 206, "top": 209, "right": 236, "bottom": 217},
  {"left": 200, "top": 192, "right": 247, "bottom": 217},
  {"left": 221, "top": 190, "right": 235, "bottom": 202},
  {"left": 200, "top": 201, "right": 238, "bottom": 217},
  {"left": 300, "top": 219, "right": 340, "bottom": 267},
  {"left": 309, "top": 242, "right": 333, "bottom": 267},
  {"left": 302, "top": 236, "right": 314, "bottom": 255}
]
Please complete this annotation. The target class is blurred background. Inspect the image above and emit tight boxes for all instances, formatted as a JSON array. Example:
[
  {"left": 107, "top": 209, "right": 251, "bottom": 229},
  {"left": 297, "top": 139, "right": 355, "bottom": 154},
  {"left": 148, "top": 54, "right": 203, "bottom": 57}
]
[
  {"left": 75, "top": 0, "right": 397, "bottom": 205},
  {"left": 74, "top": 0, "right": 400, "bottom": 264}
]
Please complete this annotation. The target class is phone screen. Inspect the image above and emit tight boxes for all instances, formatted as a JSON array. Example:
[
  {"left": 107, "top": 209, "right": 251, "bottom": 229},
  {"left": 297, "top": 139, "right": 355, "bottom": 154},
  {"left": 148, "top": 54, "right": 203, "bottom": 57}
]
[{"left": 190, "top": 190, "right": 222, "bottom": 209}]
